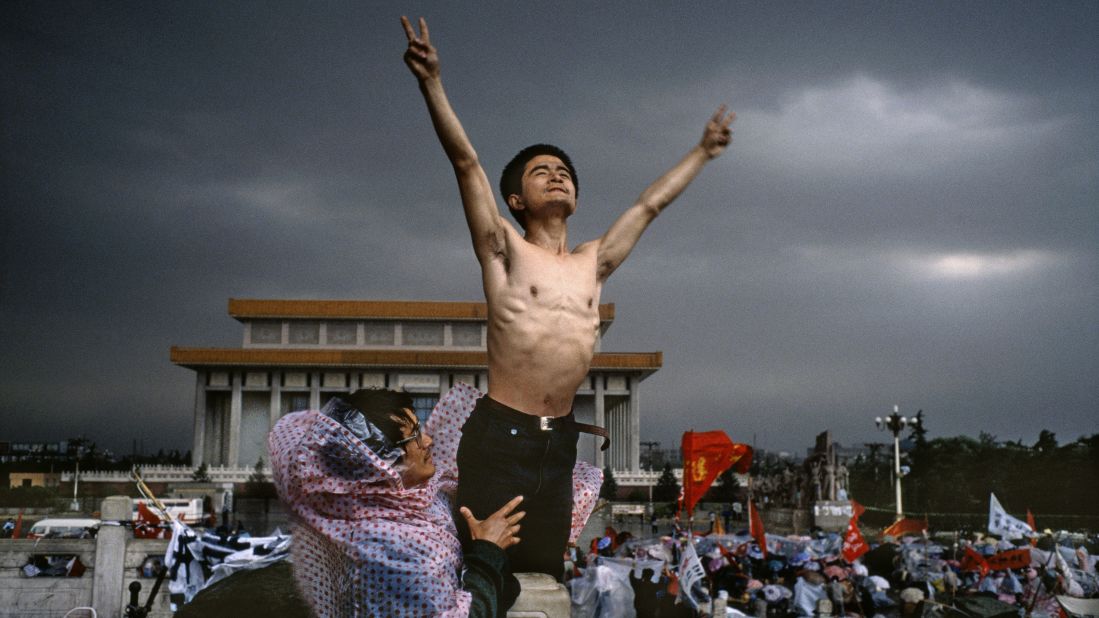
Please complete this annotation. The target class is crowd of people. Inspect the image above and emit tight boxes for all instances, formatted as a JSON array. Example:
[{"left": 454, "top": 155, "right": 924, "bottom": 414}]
[{"left": 567, "top": 527, "right": 1099, "bottom": 618}]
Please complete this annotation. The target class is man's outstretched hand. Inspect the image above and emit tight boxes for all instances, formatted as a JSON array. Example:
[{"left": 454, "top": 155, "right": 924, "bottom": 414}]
[
  {"left": 401, "top": 16, "right": 439, "bottom": 82},
  {"left": 460, "top": 495, "right": 525, "bottom": 550},
  {"left": 700, "top": 105, "right": 736, "bottom": 159}
]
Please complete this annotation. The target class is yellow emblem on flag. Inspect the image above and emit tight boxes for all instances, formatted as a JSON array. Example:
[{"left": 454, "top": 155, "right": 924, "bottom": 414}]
[{"left": 692, "top": 456, "right": 708, "bottom": 482}]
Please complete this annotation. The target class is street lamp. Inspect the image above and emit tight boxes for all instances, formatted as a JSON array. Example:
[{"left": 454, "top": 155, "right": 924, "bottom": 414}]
[
  {"left": 875, "top": 405, "right": 911, "bottom": 521},
  {"left": 641, "top": 441, "right": 660, "bottom": 507}
]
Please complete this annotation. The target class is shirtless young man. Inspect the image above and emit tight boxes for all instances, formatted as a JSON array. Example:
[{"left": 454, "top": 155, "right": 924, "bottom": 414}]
[{"left": 401, "top": 16, "right": 735, "bottom": 578}]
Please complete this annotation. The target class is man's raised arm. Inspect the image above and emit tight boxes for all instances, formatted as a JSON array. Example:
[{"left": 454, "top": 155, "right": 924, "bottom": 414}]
[
  {"left": 594, "top": 106, "right": 735, "bottom": 281},
  {"left": 401, "top": 16, "right": 505, "bottom": 261}
]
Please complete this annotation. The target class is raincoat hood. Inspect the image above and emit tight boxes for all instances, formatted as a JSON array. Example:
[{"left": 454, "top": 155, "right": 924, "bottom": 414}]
[{"left": 269, "top": 400, "right": 467, "bottom": 617}]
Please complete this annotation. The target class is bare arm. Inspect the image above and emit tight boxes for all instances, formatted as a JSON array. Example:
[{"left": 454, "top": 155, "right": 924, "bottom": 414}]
[
  {"left": 594, "top": 106, "right": 735, "bottom": 280},
  {"left": 401, "top": 16, "right": 506, "bottom": 263}
]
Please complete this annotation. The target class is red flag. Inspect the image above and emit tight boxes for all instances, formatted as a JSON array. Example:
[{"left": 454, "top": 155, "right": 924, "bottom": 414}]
[
  {"left": 729, "top": 443, "right": 754, "bottom": 474},
  {"left": 850, "top": 499, "right": 866, "bottom": 521},
  {"left": 881, "top": 517, "right": 928, "bottom": 539},
  {"left": 961, "top": 546, "right": 990, "bottom": 578},
  {"left": 12, "top": 510, "right": 23, "bottom": 540},
  {"left": 680, "top": 431, "right": 751, "bottom": 516},
  {"left": 842, "top": 516, "right": 870, "bottom": 563},
  {"left": 749, "top": 499, "right": 767, "bottom": 559},
  {"left": 1027, "top": 509, "right": 1038, "bottom": 547},
  {"left": 134, "top": 502, "right": 165, "bottom": 539}
]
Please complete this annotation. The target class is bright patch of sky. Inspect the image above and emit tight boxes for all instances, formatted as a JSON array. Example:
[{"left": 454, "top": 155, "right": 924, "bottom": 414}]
[{"left": 747, "top": 75, "right": 1060, "bottom": 178}]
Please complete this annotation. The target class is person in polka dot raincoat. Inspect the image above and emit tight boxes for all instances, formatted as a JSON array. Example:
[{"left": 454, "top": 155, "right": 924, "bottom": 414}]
[{"left": 269, "top": 383, "right": 602, "bottom": 617}]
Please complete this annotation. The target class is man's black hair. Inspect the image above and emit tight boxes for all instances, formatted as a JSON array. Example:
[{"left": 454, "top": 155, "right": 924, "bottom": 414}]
[
  {"left": 499, "top": 144, "right": 579, "bottom": 229},
  {"left": 342, "top": 388, "right": 415, "bottom": 445}
]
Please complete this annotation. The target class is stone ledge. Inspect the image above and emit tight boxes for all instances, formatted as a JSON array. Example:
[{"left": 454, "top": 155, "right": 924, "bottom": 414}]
[{"left": 508, "top": 572, "right": 570, "bottom": 618}]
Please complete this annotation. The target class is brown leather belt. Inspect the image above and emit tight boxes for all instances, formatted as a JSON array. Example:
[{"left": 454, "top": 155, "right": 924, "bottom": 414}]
[
  {"left": 539, "top": 415, "right": 610, "bottom": 451},
  {"left": 475, "top": 396, "right": 611, "bottom": 451}
]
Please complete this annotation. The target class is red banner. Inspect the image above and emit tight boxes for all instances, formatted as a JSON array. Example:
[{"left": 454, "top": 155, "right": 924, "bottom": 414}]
[
  {"left": 749, "top": 500, "right": 767, "bottom": 559},
  {"left": 680, "top": 431, "right": 752, "bottom": 515},
  {"left": 842, "top": 516, "right": 870, "bottom": 563},
  {"left": 1027, "top": 509, "right": 1038, "bottom": 547},
  {"left": 961, "top": 546, "right": 990, "bottom": 577},
  {"left": 987, "top": 548, "right": 1032, "bottom": 571},
  {"left": 881, "top": 517, "right": 928, "bottom": 539}
]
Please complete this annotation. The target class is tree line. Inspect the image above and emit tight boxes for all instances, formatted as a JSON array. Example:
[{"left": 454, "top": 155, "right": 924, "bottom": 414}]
[
  {"left": 600, "top": 429, "right": 1098, "bottom": 533},
  {"left": 850, "top": 429, "right": 1098, "bottom": 531}
]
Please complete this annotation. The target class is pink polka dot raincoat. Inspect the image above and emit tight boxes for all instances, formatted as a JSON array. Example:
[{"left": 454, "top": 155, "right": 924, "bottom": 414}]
[{"left": 269, "top": 383, "right": 601, "bottom": 617}]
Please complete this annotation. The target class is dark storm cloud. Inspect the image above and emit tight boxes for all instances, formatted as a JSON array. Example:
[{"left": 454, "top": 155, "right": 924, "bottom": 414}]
[{"left": 2, "top": 1, "right": 1096, "bottom": 455}]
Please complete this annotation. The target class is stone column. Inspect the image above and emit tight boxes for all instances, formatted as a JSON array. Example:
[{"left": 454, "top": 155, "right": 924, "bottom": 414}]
[
  {"left": 269, "top": 373, "right": 282, "bottom": 431},
  {"left": 228, "top": 372, "right": 242, "bottom": 467},
  {"left": 629, "top": 375, "right": 641, "bottom": 472},
  {"left": 92, "top": 495, "right": 131, "bottom": 617},
  {"left": 309, "top": 372, "right": 321, "bottom": 410},
  {"left": 192, "top": 372, "right": 206, "bottom": 467}
]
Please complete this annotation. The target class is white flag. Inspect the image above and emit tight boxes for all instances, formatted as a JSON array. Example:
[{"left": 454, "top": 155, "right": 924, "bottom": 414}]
[
  {"left": 988, "top": 493, "right": 1033, "bottom": 540},
  {"left": 677, "top": 540, "right": 710, "bottom": 610}
]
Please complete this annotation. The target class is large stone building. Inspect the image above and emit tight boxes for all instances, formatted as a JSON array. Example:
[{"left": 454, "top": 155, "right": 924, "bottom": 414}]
[{"left": 171, "top": 299, "right": 662, "bottom": 474}]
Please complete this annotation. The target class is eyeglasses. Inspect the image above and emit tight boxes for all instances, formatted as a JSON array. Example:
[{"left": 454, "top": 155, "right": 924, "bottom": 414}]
[{"left": 394, "top": 421, "right": 423, "bottom": 448}]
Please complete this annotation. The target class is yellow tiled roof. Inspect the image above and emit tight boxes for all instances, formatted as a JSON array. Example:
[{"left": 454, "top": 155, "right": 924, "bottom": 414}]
[
  {"left": 228, "top": 299, "right": 615, "bottom": 322},
  {"left": 170, "top": 347, "right": 661, "bottom": 371}
]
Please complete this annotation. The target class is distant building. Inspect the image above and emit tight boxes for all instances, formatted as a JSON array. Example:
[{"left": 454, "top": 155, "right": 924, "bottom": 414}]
[
  {"left": 171, "top": 299, "right": 662, "bottom": 474},
  {"left": 8, "top": 471, "right": 61, "bottom": 489},
  {"left": 757, "top": 448, "right": 799, "bottom": 464},
  {"left": 0, "top": 440, "right": 80, "bottom": 463},
  {"left": 640, "top": 446, "right": 680, "bottom": 471},
  {"left": 804, "top": 441, "right": 870, "bottom": 462},
  {"left": 835, "top": 442, "right": 871, "bottom": 462}
]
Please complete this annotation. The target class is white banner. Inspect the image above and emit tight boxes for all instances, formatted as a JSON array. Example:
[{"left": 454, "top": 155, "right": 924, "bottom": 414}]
[
  {"left": 677, "top": 541, "right": 710, "bottom": 610},
  {"left": 988, "top": 493, "right": 1033, "bottom": 540}
]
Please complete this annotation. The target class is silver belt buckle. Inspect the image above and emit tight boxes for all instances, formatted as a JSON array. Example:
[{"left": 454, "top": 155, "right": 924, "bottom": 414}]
[{"left": 539, "top": 416, "right": 552, "bottom": 431}]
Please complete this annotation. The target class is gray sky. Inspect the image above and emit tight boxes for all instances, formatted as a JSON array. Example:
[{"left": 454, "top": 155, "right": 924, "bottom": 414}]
[{"left": 2, "top": 1, "right": 1096, "bottom": 457}]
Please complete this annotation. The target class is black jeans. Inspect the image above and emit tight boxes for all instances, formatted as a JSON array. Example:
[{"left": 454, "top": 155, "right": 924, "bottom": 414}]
[{"left": 456, "top": 396, "right": 578, "bottom": 580}]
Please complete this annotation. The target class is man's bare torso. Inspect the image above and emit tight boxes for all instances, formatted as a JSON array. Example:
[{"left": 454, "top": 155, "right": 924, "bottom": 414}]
[
  {"left": 400, "top": 16, "right": 734, "bottom": 418},
  {"left": 482, "top": 225, "right": 602, "bottom": 417}
]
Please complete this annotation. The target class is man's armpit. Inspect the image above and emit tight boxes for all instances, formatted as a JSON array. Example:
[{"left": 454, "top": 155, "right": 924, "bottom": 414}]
[{"left": 472, "top": 224, "right": 508, "bottom": 263}]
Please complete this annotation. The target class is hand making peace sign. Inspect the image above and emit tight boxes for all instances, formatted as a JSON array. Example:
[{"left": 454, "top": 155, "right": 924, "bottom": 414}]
[
  {"left": 401, "top": 16, "right": 439, "bottom": 82},
  {"left": 700, "top": 105, "right": 736, "bottom": 159}
]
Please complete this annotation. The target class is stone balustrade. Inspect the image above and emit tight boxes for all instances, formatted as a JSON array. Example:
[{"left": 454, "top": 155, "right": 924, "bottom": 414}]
[{"left": 0, "top": 495, "right": 568, "bottom": 617}]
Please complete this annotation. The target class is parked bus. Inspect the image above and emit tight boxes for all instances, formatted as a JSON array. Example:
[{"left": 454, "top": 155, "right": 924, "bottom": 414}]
[
  {"left": 26, "top": 518, "right": 100, "bottom": 539},
  {"left": 132, "top": 497, "right": 206, "bottom": 524}
]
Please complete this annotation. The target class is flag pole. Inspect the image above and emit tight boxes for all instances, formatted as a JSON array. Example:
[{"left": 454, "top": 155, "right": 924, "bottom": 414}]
[
  {"left": 748, "top": 473, "right": 753, "bottom": 507},
  {"left": 685, "top": 430, "right": 693, "bottom": 542},
  {"left": 131, "top": 467, "right": 175, "bottom": 523},
  {"left": 748, "top": 473, "right": 754, "bottom": 538}
]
